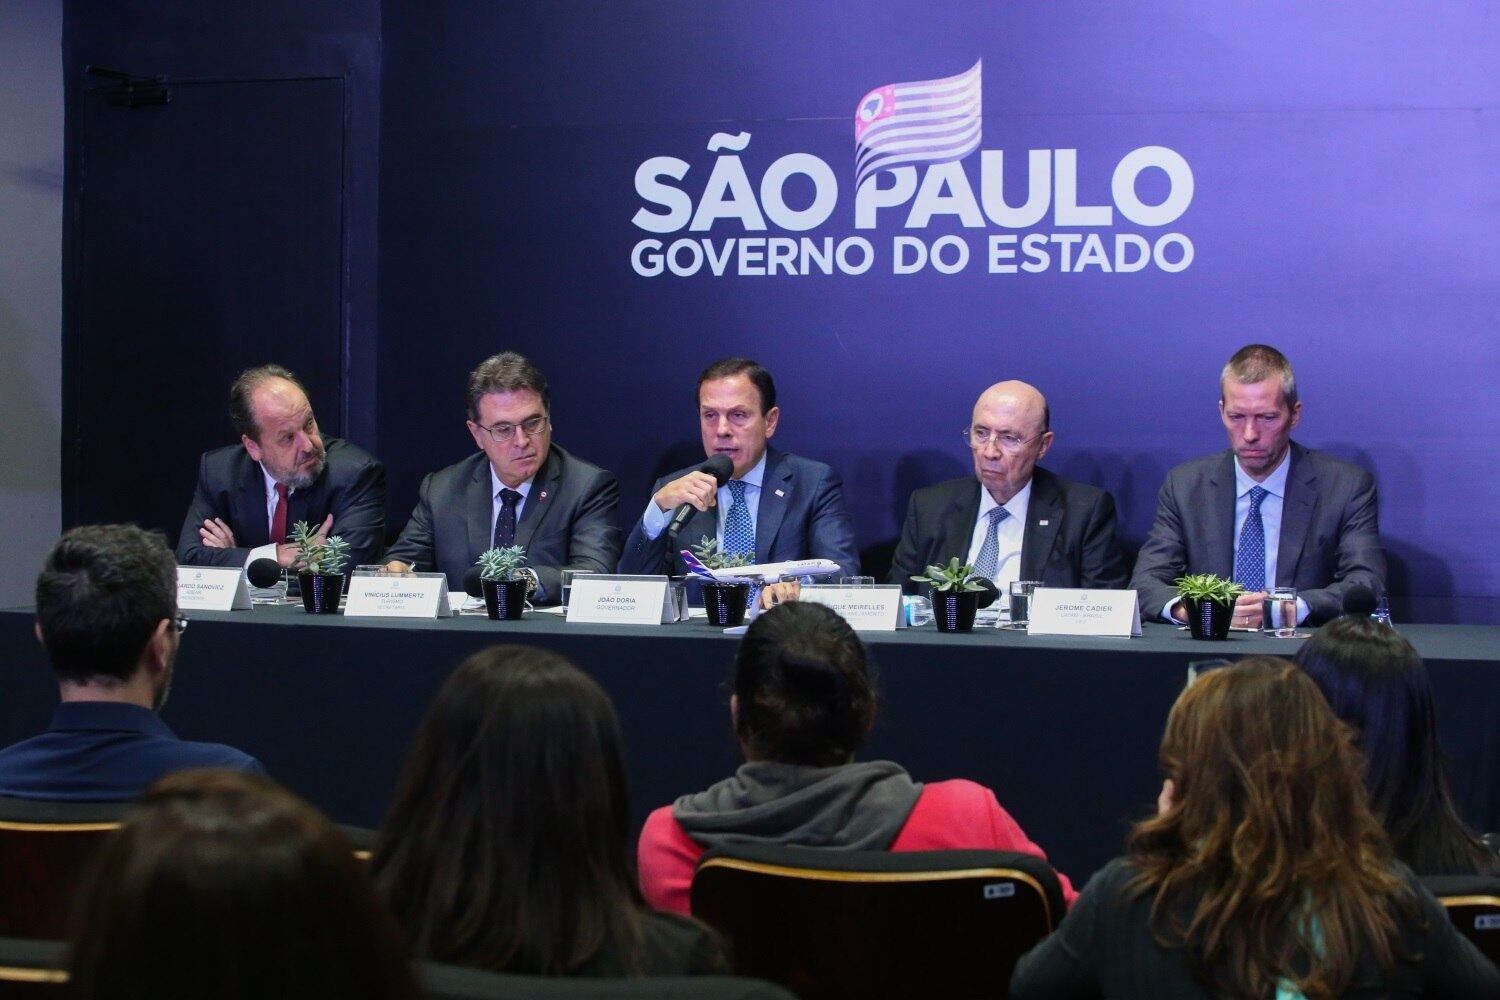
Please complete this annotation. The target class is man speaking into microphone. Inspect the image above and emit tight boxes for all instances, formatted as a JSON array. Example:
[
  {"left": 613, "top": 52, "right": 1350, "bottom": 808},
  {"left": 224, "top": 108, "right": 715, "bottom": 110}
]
[{"left": 619, "top": 358, "right": 859, "bottom": 605}]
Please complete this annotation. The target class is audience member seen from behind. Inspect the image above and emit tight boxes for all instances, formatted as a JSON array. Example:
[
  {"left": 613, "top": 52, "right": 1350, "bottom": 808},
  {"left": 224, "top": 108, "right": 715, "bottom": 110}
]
[
  {"left": 67, "top": 769, "right": 418, "bottom": 1000},
  {"left": 373, "top": 645, "right": 727, "bottom": 976},
  {"left": 1295, "top": 615, "right": 1499, "bottom": 877},
  {"left": 0, "top": 525, "right": 263, "bottom": 801},
  {"left": 637, "top": 601, "right": 1076, "bottom": 915},
  {"left": 1010, "top": 657, "right": 1500, "bottom": 999}
]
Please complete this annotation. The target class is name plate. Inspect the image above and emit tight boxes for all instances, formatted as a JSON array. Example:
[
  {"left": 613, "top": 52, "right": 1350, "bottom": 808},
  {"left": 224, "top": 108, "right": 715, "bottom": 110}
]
[
  {"left": 568, "top": 575, "right": 679, "bottom": 625},
  {"left": 1028, "top": 588, "right": 1141, "bottom": 637},
  {"left": 177, "top": 566, "right": 252, "bottom": 611},
  {"left": 799, "top": 585, "right": 903, "bottom": 631},
  {"left": 343, "top": 573, "right": 452, "bottom": 618}
]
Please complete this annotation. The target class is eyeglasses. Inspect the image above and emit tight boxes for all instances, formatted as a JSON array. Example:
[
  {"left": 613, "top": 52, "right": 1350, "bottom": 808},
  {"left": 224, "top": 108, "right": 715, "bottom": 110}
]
[
  {"left": 962, "top": 427, "right": 1044, "bottom": 451},
  {"left": 170, "top": 615, "right": 189, "bottom": 634},
  {"left": 477, "top": 415, "right": 549, "bottom": 442}
]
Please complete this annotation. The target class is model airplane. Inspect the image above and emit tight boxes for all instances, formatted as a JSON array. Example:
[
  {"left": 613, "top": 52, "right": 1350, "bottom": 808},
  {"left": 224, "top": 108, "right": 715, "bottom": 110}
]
[{"left": 680, "top": 551, "right": 843, "bottom": 585}]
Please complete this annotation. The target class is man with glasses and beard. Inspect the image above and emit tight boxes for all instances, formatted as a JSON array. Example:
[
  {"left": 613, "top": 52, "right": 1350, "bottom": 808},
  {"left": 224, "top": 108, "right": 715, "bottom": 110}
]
[
  {"left": 384, "top": 352, "right": 621, "bottom": 602},
  {"left": 176, "top": 364, "right": 387, "bottom": 570},
  {"left": 0, "top": 525, "right": 263, "bottom": 800},
  {"left": 888, "top": 380, "right": 1129, "bottom": 593}
]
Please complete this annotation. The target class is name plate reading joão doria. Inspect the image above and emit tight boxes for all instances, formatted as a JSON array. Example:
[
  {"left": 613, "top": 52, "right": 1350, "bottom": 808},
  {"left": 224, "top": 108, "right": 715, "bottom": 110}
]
[{"left": 568, "top": 575, "right": 679, "bottom": 625}]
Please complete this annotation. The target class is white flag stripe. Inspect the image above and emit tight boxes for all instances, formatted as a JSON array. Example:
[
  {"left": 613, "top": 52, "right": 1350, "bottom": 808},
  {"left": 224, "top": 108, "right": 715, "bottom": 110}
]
[
  {"left": 857, "top": 138, "right": 984, "bottom": 184},
  {"left": 856, "top": 118, "right": 984, "bottom": 165},
  {"left": 877, "top": 92, "right": 980, "bottom": 120},
  {"left": 858, "top": 122, "right": 984, "bottom": 169},
  {"left": 858, "top": 125, "right": 983, "bottom": 179},
  {"left": 859, "top": 101, "right": 980, "bottom": 144},
  {"left": 858, "top": 122, "right": 984, "bottom": 173},
  {"left": 859, "top": 120, "right": 982, "bottom": 166},
  {"left": 890, "top": 61, "right": 981, "bottom": 94},
  {"left": 888, "top": 77, "right": 984, "bottom": 103}
]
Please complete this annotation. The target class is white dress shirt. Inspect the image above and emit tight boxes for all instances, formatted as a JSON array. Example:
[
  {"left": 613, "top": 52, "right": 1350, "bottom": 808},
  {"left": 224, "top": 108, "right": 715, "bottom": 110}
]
[
  {"left": 965, "top": 478, "right": 1032, "bottom": 591},
  {"left": 489, "top": 466, "right": 534, "bottom": 544},
  {"left": 244, "top": 464, "right": 295, "bottom": 568},
  {"left": 641, "top": 452, "right": 767, "bottom": 546}
]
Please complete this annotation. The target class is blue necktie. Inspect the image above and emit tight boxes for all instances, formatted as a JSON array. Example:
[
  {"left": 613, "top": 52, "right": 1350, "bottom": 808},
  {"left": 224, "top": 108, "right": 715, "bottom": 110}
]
[
  {"left": 493, "top": 489, "right": 521, "bottom": 549},
  {"left": 723, "top": 480, "right": 755, "bottom": 559},
  {"left": 974, "top": 506, "right": 1010, "bottom": 581},
  {"left": 1234, "top": 485, "right": 1269, "bottom": 592}
]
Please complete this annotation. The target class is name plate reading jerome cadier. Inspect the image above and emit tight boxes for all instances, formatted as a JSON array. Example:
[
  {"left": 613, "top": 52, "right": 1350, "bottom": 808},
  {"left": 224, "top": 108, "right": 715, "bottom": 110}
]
[{"left": 1027, "top": 588, "right": 1141, "bottom": 637}]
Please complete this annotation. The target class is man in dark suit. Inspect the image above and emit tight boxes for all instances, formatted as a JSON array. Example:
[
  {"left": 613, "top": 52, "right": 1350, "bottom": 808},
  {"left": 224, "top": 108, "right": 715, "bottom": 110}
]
[
  {"left": 384, "top": 352, "right": 620, "bottom": 602},
  {"left": 0, "top": 525, "right": 264, "bottom": 801},
  {"left": 1130, "top": 344, "right": 1385, "bottom": 626},
  {"left": 889, "top": 381, "right": 1128, "bottom": 594},
  {"left": 619, "top": 358, "right": 859, "bottom": 605},
  {"left": 176, "top": 364, "right": 386, "bottom": 570}
]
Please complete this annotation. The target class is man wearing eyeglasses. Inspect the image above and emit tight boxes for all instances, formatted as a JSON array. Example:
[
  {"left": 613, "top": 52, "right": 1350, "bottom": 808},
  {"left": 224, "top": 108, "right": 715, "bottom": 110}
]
[
  {"left": 889, "top": 380, "right": 1129, "bottom": 593},
  {"left": 384, "top": 352, "right": 621, "bottom": 602},
  {"left": 0, "top": 525, "right": 264, "bottom": 801}
]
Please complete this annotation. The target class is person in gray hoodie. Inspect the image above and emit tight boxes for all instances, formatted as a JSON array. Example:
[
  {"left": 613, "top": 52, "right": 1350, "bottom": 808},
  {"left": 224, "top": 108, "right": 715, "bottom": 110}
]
[{"left": 637, "top": 601, "right": 1074, "bottom": 913}]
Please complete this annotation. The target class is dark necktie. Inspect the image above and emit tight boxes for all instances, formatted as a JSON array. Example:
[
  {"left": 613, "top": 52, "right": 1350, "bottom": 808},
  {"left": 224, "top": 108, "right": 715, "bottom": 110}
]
[
  {"left": 270, "top": 482, "right": 289, "bottom": 544},
  {"left": 1233, "top": 485, "right": 1269, "bottom": 592},
  {"left": 493, "top": 489, "right": 522, "bottom": 549},
  {"left": 974, "top": 506, "right": 1010, "bottom": 581},
  {"left": 723, "top": 480, "right": 755, "bottom": 558}
]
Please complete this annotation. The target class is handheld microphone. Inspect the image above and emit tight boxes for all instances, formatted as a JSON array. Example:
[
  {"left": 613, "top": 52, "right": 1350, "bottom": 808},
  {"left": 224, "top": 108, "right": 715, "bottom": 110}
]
[
  {"left": 1342, "top": 584, "right": 1377, "bottom": 617},
  {"left": 247, "top": 558, "right": 283, "bottom": 589},
  {"left": 972, "top": 576, "right": 1000, "bottom": 610},
  {"left": 462, "top": 566, "right": 485, "bottom": 599},
  {"left": 666, "top": 454, "right": 735, "bottom": 538}
]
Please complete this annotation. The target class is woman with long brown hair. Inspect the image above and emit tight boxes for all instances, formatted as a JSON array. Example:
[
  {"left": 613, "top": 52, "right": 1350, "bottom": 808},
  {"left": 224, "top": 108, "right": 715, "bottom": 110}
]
[{"left": 1010, "top": 656, "right": 1498, "bottom": 999}]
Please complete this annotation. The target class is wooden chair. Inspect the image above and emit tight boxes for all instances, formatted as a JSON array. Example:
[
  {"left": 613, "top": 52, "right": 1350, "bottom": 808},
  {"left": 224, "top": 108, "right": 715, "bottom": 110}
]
[
  {"left": 691, "top": 846, "right": 1064, "bottom": 1000},
  {"left": 0, "top": 798, "right": 127, "bottom": 941},
  {"left": 0, "top": 937, "right": 66, "bottom": 998},
  {"left": 420, "top": 964, "right": 795, "bottom": 1000},
  {"left": 1422, "top": 873, "right": 1500, "bottom": 969}
]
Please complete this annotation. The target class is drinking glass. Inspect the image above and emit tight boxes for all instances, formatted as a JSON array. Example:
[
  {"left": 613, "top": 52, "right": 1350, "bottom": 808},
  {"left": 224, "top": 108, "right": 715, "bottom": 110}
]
[
  {"left": 1262, "top": 587, "right": 1301, "bottom": 638},
  {"left": 1008, "top": 580, "right": 1041, "bottom": 628}
]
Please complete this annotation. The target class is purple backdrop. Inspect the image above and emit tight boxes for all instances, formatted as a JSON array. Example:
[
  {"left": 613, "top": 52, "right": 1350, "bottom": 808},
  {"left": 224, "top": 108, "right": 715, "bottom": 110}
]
[{"left": 378, "top": 1, "right": 1500, "bottom": 622}]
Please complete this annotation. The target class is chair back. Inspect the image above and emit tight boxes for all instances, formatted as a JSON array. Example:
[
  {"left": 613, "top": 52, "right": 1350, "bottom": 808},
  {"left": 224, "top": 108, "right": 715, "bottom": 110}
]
[
  {"left": 419, "top": 962, "right": 795, "bottom": 1000},
  {"left": 1422, "top": 873, "right": 1500, "bottom": 969},
  {"left": 0, "top": 937, "right": 67, "bottom": 999},
  {"left": 690, "top": 845, "right": 1063, "bottom": 1000},
  {"left": 0, "top": 798, "right": 127, "bottom": 940}
]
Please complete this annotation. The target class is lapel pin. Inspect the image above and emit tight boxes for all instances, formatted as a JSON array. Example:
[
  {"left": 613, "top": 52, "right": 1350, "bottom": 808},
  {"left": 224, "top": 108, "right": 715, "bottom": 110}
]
[
  {"left": 1038, "top": 519, "right": 1049, "bottom": 526},
  {"left": 774, "top": 489, "right": 785, "bottom": 497},
  {"left": 539, "top": 491, "right": 548, "bottom": 500}
]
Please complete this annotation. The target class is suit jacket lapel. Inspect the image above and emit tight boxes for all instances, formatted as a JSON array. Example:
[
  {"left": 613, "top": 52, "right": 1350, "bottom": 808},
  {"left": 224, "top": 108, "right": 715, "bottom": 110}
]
[
  {"left": 514, "top": 447, "right": 561, "bottom": 551},
  {"left": 1277, "top": 443, "right": 1317, "bottom": 586},
  {"left": 1207, "top": 453, "right": 1237, "bottom": 579},
  {"left": 236, "top": 457, "right": 271, "bottom": 547},
  {"left": 465, "top": 456, "right": 495, "bottom": 558},
  {"left": 938, "top": 482, "right": 983, "bottom": 570},
  {"left": 1019, "top": 470, "right": 1064, "bottom": 581},
  {"left": 754, "top": 450, "right": 792, "bottom": 564}
]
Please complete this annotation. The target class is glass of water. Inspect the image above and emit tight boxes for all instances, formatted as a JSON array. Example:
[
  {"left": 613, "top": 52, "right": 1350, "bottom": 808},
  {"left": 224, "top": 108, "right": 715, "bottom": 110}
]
[
  {"left": 1262, "top": 587, "right": 1301, "bottom": 638},
  {"left": 1008, "top": 580, "right": 1041, "bottom": 629},
  {"left": 840, "top": 576, "right": 876, "bottom": 587}
]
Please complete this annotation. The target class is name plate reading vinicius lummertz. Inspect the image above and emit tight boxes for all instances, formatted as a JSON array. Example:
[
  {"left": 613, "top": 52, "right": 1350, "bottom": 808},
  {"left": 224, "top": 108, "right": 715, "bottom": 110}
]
[
  {"left": 567, "top": 575, "right": 679, "bottom": 625},
  {"left": 798, "top": 585, "right": 903, "bottom": 631},
  {"left": 343, "top": 573, "right": 452, "bottom": 619},
  {"left": 1027, "top": 588, "right": 1141, "bottom": 637},
  {"left": 176, "top": 566, "right": 252, "bottom": 611}
]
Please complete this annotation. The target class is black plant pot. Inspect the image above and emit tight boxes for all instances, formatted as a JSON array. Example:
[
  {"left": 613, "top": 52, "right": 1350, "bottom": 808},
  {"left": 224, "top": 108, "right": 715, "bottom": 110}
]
[
  {"left": 1185, "top": 596, "right": 1233, "bottom": 640},
  {"left": 298, "top": 572, "right": 343, "bottom": 614},
  {"left": 703, "top": 582, "right": 750, "bottom": 627},
  {"left": 482, "top": 578, "right": 528, "bottom": 620},
  {"left": 933, "top": 590, "right": 979, "bottom": 633}
]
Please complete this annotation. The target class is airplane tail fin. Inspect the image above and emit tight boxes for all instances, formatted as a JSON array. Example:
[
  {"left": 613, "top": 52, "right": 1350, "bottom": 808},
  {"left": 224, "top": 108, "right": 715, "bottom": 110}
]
[{"left": 680, "top": 550, "right": 714, "bottom": 578}]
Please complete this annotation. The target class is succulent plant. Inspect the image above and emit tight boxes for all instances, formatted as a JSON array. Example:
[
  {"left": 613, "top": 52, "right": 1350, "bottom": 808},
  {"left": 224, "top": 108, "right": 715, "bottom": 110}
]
[
  {"left": 290, "top": 520, "right": 351, "bottom": 576},
  {"left": 1174, "top": 573, "right": 1246, "bottom": 604},
  {"left": 476, "top": 545, "right": 529, "bottom": 582},
  {"left": 690, "top": 535, "right": 751, "bottom": 571},
  {"left": 910, "top": 556, "right": 988, "bottom": 593}
]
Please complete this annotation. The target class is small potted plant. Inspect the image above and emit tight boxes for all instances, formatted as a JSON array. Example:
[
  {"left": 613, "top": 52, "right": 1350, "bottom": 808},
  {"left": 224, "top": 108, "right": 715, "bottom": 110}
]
[
  {"left": 476, "top": 545, "right": 530, "bottom": 620},
  {"left": 910, "top": 557, "right": 987, "bottom": 633},
  {"left": 1175, "top": 573, "right": 1246, "bottom": 641},
  {"left": 691, "top": 536, "right": 752, "bottom": 627},
  {"left": 291, "top": 520, "right": 352, "bottom": 615}
]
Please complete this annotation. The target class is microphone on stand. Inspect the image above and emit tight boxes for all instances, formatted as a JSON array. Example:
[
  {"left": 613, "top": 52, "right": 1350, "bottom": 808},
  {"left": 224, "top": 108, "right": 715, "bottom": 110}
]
[
  {"left": 666, "top": 454, "right": 735, "bottom": 538},
  {"left": 462, "top": 566, "right": 485, "bottom": 599},
  {"left": 971, "top": 576, "right": 1001, "bottom": 610},
  {"left": 1342, "top": 584, "right": 1377, "bottom": 617}
]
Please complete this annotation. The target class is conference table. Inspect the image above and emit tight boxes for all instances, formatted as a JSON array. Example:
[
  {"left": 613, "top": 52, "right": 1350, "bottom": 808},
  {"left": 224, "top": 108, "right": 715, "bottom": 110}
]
[{"left": 1, "top": 605, "right": 1495, "bottom": 883}]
